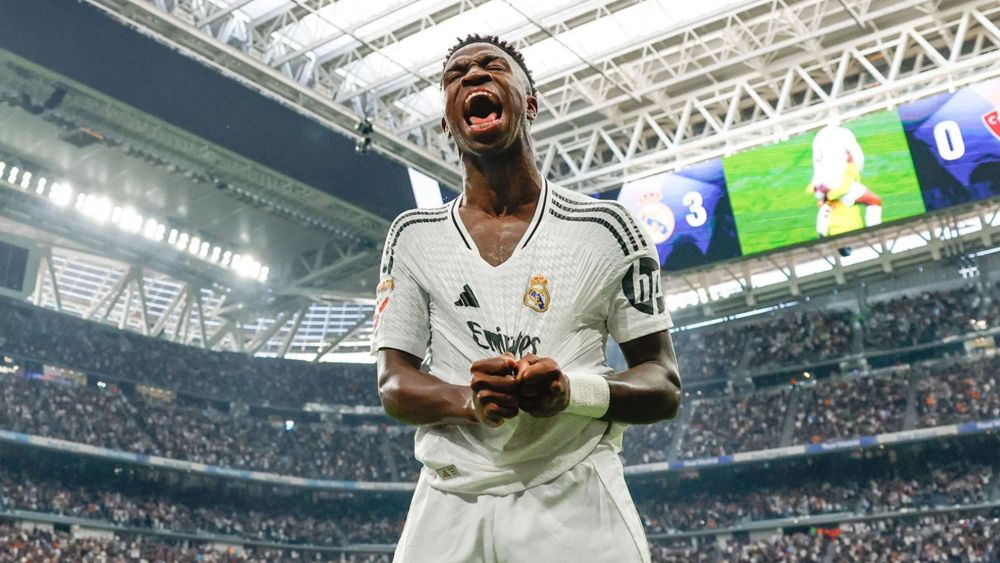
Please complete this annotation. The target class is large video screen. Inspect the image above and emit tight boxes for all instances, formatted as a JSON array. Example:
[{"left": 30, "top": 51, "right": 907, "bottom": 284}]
[
  {"left": 616, "top": 159, "right": 740, "bottom": 271},
  {"left": 615, "top": 78, "right": 1000, "bottom": 269},
  {"left": 723, "top": 110, "right": 927, "bottom": 256},
  {"left": 899, "top": 77, "right": 1000, "bottom": 211}
]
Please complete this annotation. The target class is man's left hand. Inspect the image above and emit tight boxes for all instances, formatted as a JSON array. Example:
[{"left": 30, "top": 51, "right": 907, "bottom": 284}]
[{"left": 514, "top": 354, "right": 569, "bottom": 418}]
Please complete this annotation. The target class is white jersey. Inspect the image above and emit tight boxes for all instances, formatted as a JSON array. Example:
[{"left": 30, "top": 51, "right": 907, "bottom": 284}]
[
  {"left": 812, "top": 125, "right": 865, "bottom": 190},
  {"left": 371, "top": 182, "right": 672, "bottom": 496}
]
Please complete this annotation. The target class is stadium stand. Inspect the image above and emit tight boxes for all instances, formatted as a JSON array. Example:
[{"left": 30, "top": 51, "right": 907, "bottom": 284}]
[
  {"left": 794, "top": 372, "right": 909, "bottom": 444},
  {"left": 0, "top": 297, "right": 377, "bottom": 408},
  {"left": 744, "top": 310, "right": 855, "bottom": 369},
  {"left": 0, "top": 373, "right": 397, "bottom": 481},
  {"left": 1, "top": 284, "right": 999, "bottom": 483},
  {"left": 1, "top": 282, "right": 999, "bottom": 558},
  {"left": 863, "top": 286, "right": 988, "bottom": 350},
  {"left": 916, "top": 357, "right": 1000, "bottom": 427},
  {"left": 651, "top": 512, "right": 1000, "bottom": 562},
  {"left": 0, "top": 522, "right": 391, "bottom": 562}
]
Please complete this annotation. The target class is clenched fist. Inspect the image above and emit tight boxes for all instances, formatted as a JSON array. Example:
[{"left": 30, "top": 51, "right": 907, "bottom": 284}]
[
  {"left": 469, "top": 355, "right": 519, "bottom": 426},
  {"left": 514, "top": 354, "right": 569, "bottom": 418}
]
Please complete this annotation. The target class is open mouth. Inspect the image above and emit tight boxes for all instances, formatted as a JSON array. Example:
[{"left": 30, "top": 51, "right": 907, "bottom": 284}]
[{"left": 463, "top": 90, "right": 503, "bottom": 131}]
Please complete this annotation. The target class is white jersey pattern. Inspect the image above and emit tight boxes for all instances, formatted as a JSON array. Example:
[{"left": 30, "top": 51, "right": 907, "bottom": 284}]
[{"left": 372, "top": 182, "right": 672, "bottom": 496}]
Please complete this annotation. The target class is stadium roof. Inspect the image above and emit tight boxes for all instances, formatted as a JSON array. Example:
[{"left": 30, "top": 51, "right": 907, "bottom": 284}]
[{"left": 82, "top": 0, "right": 1000, "bottom": 193}]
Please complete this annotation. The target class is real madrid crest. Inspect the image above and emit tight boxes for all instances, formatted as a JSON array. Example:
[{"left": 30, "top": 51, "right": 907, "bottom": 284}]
[
  {"left": 638, "top": 191, "right": 675, "bottom": 245},
  {"left": 523, "top": 274, "right": 551, "bottom": 313}
]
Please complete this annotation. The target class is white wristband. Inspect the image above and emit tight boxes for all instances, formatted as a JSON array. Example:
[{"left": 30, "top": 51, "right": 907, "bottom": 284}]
[{"left": 565, "top": 371, "right": 611, "bottom": 418}]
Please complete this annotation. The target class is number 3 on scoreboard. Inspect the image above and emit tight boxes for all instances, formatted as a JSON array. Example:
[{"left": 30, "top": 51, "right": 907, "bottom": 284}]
[
  {"left": 683, "top": 191, "right": 708, "bottom": 227},
  {"left": 933, "top": 120, "right": 966, "bottom": 161}
]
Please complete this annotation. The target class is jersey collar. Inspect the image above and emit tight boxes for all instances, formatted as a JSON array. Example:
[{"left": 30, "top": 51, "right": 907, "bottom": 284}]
[{"left": 450, "top": 179, "right": 551, "bottom": 260}]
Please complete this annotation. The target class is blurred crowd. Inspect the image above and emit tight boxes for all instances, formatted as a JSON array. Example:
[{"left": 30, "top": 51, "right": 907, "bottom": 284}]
[
  {"left": 675, "top": 388, "right": 790, "bottom": 459},
  {"left": 640, "top": 464, "right": 993, "bottom": 533},
  {"left": 0, "top": 523, "right": 390, "bottom": 562},
  {"left": 0, "top": 457, "right": 992, "bottom": 549},
  {"left": 671, "top": 326, "right": 747, "bottom": 383},
  {"left": 863, "top": 286, "right": 987, "bottom": 350},
  {"left": 745, "top": 310, "right": 855, "bottom": 369},
  {"left": 0, "top": 375, "right": 400, "bottom": 481},
  {"left": 0, "top": 297, "right": 378, "bottom": 407},
  {"left": 652, "top": 513, "right": 999, "bottom": 562},
  {"left": 0, "top": 282, "right": 994, "bottom": 411},
  {"left": 794, "top": 373, "right": 909, "bottom": 444},
  {"left": 0, "top": 466, "right": 403, "bottom": 546},
  {"left": 3, "top": 354, "right": 999, "bottom": 483},
  {"left": 625, "top": 354, "right": 1000, "bottom": 465},
  {"left": 917, "top": 357, "right": 1000, "bottom": 427}
]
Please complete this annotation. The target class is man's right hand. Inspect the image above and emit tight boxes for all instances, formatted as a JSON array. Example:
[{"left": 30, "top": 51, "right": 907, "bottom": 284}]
[{"left": 469, "top": 355, "right": 520, "bottom": 426}]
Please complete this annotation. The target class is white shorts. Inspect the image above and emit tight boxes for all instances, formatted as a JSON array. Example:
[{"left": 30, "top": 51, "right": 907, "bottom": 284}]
[{"left": 393, "top": 446, "right": 650, "bottom": 563}]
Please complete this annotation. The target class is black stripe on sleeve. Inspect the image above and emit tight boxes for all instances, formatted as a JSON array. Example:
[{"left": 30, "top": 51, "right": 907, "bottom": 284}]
[
  {"left": 383, "top": 215, "right": 448, "bottom": 274},
  {"left": 381, "top": 208, "right": 448, "bottom": 260},
  {"left": 385, "top": 208, "right": 449, "bottom": 246},
  {"left": 550, "top": 192, "right": 643, "bottom": 252},
  {"left": 547, "top": 208, "right": 630, "bottom": 256},
  {"left": 606, "top": 199, "right": 649, "bottom": 250}
]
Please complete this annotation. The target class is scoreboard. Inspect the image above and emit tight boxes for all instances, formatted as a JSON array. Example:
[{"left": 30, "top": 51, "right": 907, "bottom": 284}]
[
  {"left": 899, "top": 79, "right": 1000, "bottom": 211},
  {"left": 615, "top": 159, "right": 740, "bottom": 271},
  {"left": 617, "top": 77, "right": 1000, "bottom": 271}
]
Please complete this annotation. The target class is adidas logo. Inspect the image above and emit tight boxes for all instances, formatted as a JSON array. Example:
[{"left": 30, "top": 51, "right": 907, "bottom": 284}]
[{"left": 454, "top": 284, "right": 480, "bottom": 308}]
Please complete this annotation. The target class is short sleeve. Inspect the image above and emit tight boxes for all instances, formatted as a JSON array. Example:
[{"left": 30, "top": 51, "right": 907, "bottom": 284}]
[
  {"left": 605, "top": 239, "right": 673, "bottom": 344},
  {"left": 370, "top": 235, "right": 430, "bottom": 359}
]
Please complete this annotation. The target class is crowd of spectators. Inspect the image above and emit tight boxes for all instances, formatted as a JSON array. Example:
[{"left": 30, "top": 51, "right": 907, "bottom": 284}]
[
  {"left": 745, "top": 310, "right": 856, "bottom": 369},
  {"left": 0, "top": 523, "right": 390, "bottom": 562},
  {"left": 0, "top": 454, "right": 992, "bottom": 548},
  {"left": 4, "top": 512, "right": 997, "bottom": 563},
  {"left": 794, "top": 372, "right": 909, "bottom": 444},
  {"left": 864, "top": 287, "right": 984, "bottom": 350},
  {"left": 640, "top": 463, "right": 993, "bottom": 533},
  {"left": 651, "top": 512, "right": 999, "bottom": 562},
  {"left": 676, "top": 388, "right": 790, "bottom": 459},
  {"left": 0, "top": 375, "right": 397, "bottom": 481},
  {"left": 5, "top": 352, "right": 1000, "bottom": 481},
  {"left": 0, "top": 297, "right": 378, "bottom": 407},
  {"left": 916, "top": 357, "right": 1000, "bottom": 427},
  {"left": 1, "top": 281, "right": 994, "bottom": 417},
  {"left": 621, "top": 422, "right": 681, "bottom": 466},
  {"left": 671, "top": 326, "right": 748, "bottom": 383},
  {"left": 0, "top": 465, "right": 405, "bottom": 547}
]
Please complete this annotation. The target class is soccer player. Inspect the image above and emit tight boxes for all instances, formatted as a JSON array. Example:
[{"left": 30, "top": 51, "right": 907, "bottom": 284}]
[
  {"left": 373, "top": 35, "right": 681, "bottom": 563},
  {"left": 806, "top": 124, "right": 883, "bottom": 237}
]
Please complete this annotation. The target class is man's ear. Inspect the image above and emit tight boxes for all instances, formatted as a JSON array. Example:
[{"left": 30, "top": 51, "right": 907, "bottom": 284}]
[
  {"left": 526, "top": 93, "right": 538, "bottom": 122},
  {"left": 440, "top": 116, "right": 451, "bottom": 137}
]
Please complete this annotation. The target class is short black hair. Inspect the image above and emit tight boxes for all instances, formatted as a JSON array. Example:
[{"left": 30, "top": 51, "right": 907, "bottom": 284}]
[{"left": 443, "top": 34, "right": 536, "bottom": 95}]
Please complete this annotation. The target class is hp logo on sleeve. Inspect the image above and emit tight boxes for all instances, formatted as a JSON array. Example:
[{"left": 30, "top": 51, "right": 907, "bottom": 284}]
[{"left": 622, "top": 257, "right": 664, "bottom": 315}]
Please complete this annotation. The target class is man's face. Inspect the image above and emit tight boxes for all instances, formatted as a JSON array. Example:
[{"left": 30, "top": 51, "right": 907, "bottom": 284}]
[{"left": 440, "top": 43, "right": 537, "bottom": 157}]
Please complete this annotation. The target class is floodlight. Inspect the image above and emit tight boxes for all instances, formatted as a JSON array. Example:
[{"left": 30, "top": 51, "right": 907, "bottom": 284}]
[
  {"left": 81, "top": 195, "right": 113, "bottom": 223},
  {"left": 49, "top": 183, "right": 74, "bottom": 207}
]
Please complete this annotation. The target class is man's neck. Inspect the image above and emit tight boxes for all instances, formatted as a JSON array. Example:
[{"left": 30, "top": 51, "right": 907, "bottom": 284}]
[{"left": 461, "top": 144, "right": 542, "bottom": 217}]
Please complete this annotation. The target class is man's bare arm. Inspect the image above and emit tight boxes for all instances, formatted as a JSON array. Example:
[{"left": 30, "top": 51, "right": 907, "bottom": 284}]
[
  {"left": 514, "top": 330, "right": 681, "bottom": 424},
  {"left": 605, "top": 330, "right": 682, "bottom": 424},
  {"left": 377, "top": 348, "right": 519, "bottom": 426}
]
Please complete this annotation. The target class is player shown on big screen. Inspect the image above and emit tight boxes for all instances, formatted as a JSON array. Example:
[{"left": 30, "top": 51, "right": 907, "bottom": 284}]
[
  {"left": 806, "top": 124, "right": 884, "bottom": 238},
  {"left": 373, "top": 35, "right": 682, "bottom": 562}
]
